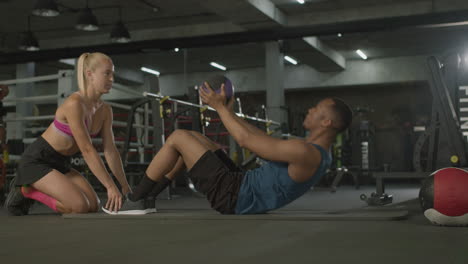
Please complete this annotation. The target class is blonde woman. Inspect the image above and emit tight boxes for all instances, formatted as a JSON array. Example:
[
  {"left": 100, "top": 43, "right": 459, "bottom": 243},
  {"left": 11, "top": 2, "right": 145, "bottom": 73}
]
[{"left": 6, "top": 52, "right": 130, "bottom": 215}]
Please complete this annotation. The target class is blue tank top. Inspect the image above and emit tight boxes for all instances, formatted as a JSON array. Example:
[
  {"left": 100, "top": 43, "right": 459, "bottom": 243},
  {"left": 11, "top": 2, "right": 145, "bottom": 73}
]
[{"left": 235, "top": 144, "right": 332, "bottom": 214}]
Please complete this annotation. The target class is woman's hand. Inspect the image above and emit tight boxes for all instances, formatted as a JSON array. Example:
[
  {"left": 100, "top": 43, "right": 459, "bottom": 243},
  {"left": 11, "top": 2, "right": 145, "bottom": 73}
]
[
  {"left": 121, "top": 185, "right": 131, "bottom": 196},
  {"left": 105, "top": 185, "right": 123, "bottom": 212}
]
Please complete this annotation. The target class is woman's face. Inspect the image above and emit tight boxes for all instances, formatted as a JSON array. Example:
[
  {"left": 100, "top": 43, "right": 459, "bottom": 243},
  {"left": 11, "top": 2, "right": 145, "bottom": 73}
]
[{"left": 88, "top": 58, "right": 114, "bottom": 94}]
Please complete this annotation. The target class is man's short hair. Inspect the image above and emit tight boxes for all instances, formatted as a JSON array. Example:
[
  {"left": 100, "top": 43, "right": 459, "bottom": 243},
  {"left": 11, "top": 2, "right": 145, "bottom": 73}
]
[{"left": 329, "top": 98, "right": 353, "bottom": 133}]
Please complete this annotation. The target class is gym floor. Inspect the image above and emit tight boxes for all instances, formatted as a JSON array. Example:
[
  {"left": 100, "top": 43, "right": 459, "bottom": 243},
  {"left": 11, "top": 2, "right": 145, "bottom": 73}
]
[{"left": 1, "top": 184, "right": 467, "bottom": 264}]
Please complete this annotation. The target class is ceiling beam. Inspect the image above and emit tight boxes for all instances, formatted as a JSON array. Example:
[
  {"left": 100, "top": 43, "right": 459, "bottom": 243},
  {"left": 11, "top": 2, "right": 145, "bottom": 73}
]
[
  {"left": 245, "top": 0, "right": 287, "bottom": 27},
  {"left": 203, "top": 0, "right": 345, "bottom": 71},
  {"left": 2, "top": 9, "right": 468, "bottom": 65},
  {"left": 296, "top": 37, "right": 346, "bottom": 72}
]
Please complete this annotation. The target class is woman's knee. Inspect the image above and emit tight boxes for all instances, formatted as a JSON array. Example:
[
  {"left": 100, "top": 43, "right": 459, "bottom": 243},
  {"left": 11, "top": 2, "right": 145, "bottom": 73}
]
[
  {"left": 88, "top": 197, "right": 100, "bottom": 213},
  {"left": 68, "top": 197, "right": 91, "bottom": 213}
]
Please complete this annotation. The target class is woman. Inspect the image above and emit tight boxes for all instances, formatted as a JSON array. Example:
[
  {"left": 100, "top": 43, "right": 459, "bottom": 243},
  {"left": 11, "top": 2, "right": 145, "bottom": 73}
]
[{"left": 6, "top": 52, "right": 129, "bottom": 215}]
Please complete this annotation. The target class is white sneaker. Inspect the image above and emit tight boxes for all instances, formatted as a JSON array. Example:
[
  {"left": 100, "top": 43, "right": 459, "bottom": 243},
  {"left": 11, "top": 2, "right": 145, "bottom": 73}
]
[
  {"left": 144, "top": 197, "right": 157, "bottom": 214},
  {"left": 102, "top": 198, "right": 148, "bottom": 215}
]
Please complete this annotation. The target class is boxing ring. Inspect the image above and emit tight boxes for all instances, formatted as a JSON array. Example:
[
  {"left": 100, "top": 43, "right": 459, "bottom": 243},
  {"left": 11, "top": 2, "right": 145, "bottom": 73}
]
[{"left": 0, "top": 70, "right": 285, "bottom": 201}]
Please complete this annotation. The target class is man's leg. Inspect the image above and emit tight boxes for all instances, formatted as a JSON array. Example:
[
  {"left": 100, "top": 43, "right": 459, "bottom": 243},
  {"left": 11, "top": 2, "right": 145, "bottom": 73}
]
[
  {"left": 144, "top": 131, "right": 221, "bottom": 198},
  {"left": 130, "top": 129, "right": 218, "bottom": 201}
]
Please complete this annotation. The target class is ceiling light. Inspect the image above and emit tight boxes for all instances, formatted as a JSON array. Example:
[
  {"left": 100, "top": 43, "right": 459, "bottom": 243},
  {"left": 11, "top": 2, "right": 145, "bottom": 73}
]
[
  {"left": 297, "top": 0, "right": 305, "bottom": 4},
  {"left": 337, "top": 33, "right": 342, "bottom": 37},
  {"left": 59, "top": 58, "right": 75, "bottom": 66},
  {"left": 174, "top": 48, "right": 180, "bottom": 52},
  {"left": 110, "top": 21, "right": 131, "bottom": 43},
  {"left": 284, "top": 55, "right": 298, "bottom": 65},
  {"left": 356, "top": 49, "right": 368, "bottom": 60},
  {"left": 141, "top": 67, "right": 160, "bottom": 76},
  {"left": 76, "top": 7, "right": 99, "bottom": 31},
  {"left": 32, "top": 0, "right": 60, "bottom": 17},
  {"left": 210, "top": 62, "right": 227, "bottom": 71}
]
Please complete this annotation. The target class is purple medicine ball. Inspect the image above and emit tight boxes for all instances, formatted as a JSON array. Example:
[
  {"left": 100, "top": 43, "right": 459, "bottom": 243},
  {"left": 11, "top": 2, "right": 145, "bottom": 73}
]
[{"left": 201, "top": 75, "right": 234, "bottom": 99}]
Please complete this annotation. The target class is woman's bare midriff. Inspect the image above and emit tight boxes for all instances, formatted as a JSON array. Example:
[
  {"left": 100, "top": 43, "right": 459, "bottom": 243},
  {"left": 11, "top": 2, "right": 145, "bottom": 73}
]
[{"left": 41, "top": 126, "right": 81, "bottom": 156}]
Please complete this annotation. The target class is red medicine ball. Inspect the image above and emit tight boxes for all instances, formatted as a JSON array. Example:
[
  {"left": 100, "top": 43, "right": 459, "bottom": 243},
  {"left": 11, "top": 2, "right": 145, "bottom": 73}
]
[{"left": 419, "top": 167, "right": 468, "bottom": 226}]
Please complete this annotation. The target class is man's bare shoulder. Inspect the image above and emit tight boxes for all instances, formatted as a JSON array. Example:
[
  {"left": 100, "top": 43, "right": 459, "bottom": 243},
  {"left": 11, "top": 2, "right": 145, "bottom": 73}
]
[{"left": 285, "top": 139, "right": 324, "bottom": 182}]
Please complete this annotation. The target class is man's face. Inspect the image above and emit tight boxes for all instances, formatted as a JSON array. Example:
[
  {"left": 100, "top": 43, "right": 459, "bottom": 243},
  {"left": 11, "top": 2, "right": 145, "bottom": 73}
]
[{"left": 303, "top": 99, "right": 334, "bottom": 130}]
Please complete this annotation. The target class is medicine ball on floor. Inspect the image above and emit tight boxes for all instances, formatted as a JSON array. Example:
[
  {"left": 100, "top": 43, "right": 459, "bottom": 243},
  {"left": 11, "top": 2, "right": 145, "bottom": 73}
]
[{"left": 419, "top": 167, "right": 468, "bottom": 226}]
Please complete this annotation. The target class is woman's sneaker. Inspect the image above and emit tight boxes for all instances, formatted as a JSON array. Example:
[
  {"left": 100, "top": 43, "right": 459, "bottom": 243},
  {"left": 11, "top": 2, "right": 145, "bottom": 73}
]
[
  {"left": 102, "top": 195, "right": 154, "bottom": 215},
  {"left": 5, "top": 179, "right": 34, "bottom": 216}
]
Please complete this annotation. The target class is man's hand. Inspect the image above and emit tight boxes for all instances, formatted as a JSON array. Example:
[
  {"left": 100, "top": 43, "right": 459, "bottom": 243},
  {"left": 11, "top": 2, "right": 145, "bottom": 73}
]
[
  {"left": 226, "top": 96, "right": 236, "bottom": 113},
  {"left": 199, "top": 82, "right": 228, "bottom": 110}
]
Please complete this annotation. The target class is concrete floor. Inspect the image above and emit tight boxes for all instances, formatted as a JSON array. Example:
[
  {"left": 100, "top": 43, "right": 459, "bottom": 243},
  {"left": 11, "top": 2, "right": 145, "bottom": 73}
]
[{"left": 1, "top": 184, "right": 467, "bottom": 264}]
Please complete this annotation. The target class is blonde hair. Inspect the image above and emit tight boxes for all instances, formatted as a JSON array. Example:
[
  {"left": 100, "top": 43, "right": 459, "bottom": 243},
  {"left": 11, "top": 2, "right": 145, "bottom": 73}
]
[{"left": 76, "top": 52, "right": 111, "bottom": 95}]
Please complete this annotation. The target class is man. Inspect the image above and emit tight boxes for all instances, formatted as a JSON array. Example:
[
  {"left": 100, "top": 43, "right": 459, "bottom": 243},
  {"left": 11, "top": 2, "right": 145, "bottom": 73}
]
[{"left": 103, "top": 82, "right": 352, "bottom": 215}]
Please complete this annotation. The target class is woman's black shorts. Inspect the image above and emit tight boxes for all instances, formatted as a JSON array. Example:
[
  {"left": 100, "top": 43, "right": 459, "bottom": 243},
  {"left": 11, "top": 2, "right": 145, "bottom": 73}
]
[{"left": 16, "top": 136, "right": 72, "bottom": 186}]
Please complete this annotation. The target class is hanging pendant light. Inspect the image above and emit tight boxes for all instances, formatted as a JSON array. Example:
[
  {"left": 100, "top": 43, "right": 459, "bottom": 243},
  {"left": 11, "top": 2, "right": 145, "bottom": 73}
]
[
  {"left": 110, "top": 21, "right": 131, "bottom": 43},
  {"left": 32, "top": 0, "right": 60, "bottom": 17},
  {"left": 110, "top": 7, "right": 131, "bottom": 43},
  {"left": 76, "top": 0, "right": 99, "bottom": 31},
  {"left": 19, "top": 16, "right": 40, "bottom": 51},
  {"left": 19, "top": 31, "right": 40, "bottom": 51}
]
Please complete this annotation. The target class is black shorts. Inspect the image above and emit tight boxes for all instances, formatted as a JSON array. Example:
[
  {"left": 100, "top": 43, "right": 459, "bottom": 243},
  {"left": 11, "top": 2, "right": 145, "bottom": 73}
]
[
  {"left": 187, "top": 149, "right": 245, "bottom": 214},
  {"left": 16, "top": 136, "right": 72, "bottom": 186}
]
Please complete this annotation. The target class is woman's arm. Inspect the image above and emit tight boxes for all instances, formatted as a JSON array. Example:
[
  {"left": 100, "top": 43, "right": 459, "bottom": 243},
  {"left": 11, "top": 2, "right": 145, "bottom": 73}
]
[
  {"left": 64, "top": 97, "right": 122, "bottom": 211},
  {"left": 100, "top": 104, "right": 131, "bottom": 195}
]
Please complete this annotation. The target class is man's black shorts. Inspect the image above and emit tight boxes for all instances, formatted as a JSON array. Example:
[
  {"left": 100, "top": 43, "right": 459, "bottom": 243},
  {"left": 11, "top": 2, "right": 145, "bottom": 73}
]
[{"left": 187, "top": 149, "right": 245, "bottom": 214}]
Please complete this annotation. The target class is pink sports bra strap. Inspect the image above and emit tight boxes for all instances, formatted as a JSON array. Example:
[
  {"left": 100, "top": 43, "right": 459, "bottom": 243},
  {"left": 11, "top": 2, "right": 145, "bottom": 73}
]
[
  {"left": 53, "top": 118, "right": 98, "bottom": 138},
  {"left": 53, "top": 119, "right": 73, "bottom": 137}
]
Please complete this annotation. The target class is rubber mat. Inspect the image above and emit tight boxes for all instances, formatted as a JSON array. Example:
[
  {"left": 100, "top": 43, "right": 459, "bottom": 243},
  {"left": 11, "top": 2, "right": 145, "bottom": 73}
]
[{"left": 63, "top": 208, "right": 409, "bottom": 221}]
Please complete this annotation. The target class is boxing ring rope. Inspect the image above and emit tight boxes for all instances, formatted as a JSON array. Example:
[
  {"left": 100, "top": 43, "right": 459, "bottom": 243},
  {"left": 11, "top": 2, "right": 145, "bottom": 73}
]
[
  {"left": 4, "top": 115, "right": 55, "bottom": 122},
  {"left": 106, "top": 101, "right": 147, "bottom": 114},
  {"left": 0, "top": 74, "right": 61, "bottom": 86},
  {"left": 3, "top": 95, "right": 58, "bottom": 104},
  {"left": 112, "top": 83, "right": 143, "bottom": 97}
]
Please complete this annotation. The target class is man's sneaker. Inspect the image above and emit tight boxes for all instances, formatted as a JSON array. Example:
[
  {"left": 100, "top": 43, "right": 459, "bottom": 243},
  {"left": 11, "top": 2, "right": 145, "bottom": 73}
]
[
  {"left": 102, "top": 196, "right": 148, "bottom": 215},
  {"left": 5, "top": 179, "right": 34, "bottom": 216},
  {"left": 144, "top": 197, "right": 157, "bottom": 214},
  {"left": 424, "top": 208, "right": 468, "bottom": 227}
]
